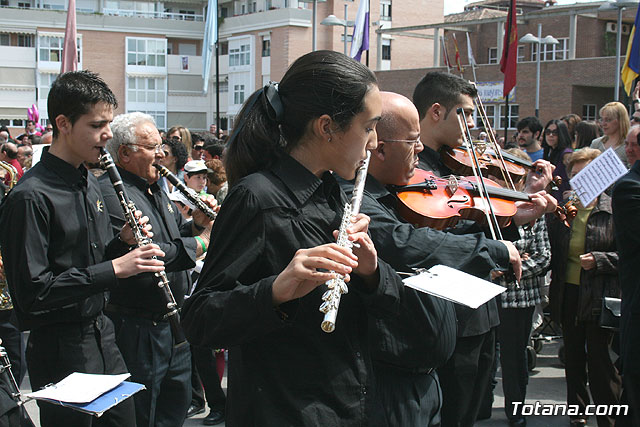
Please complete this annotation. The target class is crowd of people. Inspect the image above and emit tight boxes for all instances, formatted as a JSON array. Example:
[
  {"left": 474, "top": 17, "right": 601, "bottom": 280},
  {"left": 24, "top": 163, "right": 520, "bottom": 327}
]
[{"left": 0, "top": 51, "right": 638, "bottom": 427}]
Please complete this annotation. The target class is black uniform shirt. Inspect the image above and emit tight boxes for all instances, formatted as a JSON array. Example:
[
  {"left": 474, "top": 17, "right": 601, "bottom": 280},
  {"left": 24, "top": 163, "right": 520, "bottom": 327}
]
[
  {"left": 416, "top": 144, "right": 506, "bottom": 336},
  {"left": 99, "top": 167, "right": 196, "bottom": 313},
  {"left": 0, "top": 149, "right": 119, "bottom": 330},
  {"left": 340, "top": 174, "right": 509, "bottom": 369},
  {"left": 182, "top": 153, "right": 403, "bottom": 426},
  {"left": 418, "top": 144, "right": 453, "bottom": 177}
]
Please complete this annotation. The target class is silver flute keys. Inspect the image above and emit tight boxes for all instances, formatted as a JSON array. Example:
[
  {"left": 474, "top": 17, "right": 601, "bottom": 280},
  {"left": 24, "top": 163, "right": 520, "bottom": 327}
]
[{"left": 319, "top": 151, "right": 371, "bottom": 333}]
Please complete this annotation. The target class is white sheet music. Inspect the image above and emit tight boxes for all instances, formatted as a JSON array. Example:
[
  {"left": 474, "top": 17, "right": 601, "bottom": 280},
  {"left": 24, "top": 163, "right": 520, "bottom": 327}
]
[
  {"left": 569, "top": 147, "right": 627, "bottom": 207},
  {"left": 402, "top": 264, "right": 506, "bottom": 309},
  {"left": 25, "top": 372, "right": 130, "bottom": 404}
]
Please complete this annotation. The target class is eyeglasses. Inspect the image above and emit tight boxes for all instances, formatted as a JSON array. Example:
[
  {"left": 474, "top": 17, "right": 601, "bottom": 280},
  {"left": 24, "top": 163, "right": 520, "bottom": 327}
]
[
  {"left": 598, "top": 117, "right": 616, "bottom": 124},
  {"left": 381, "top": 137, "right": 422, "bottom": 146},
  {"left": 544, "top": 129, "right": 558, "bottom": 136},
  {"left": 126, "top": 143, "right": 165, "bottom": 154},
  {"left": 631, "top": 117, "right": 640, "bottom": 123},
  {"left": 193, "top": 145, "right": 204, "bottom": 151}
]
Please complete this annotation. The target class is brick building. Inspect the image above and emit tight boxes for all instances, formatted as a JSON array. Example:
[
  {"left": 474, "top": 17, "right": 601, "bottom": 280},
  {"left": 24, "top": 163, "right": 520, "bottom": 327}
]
[
  {"left": 376, "top": 0, "right": 638, "bottom": 133},
  {"left": 0, "top": 0, "right": 444, "bottom": 134}
]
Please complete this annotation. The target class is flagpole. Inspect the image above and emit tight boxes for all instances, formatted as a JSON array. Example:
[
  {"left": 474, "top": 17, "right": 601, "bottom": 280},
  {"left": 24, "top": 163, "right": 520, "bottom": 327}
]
[
  {"left": 466, "top": 32, "right": 477, "bottom": 83},
  {"left": 441, "top": 35, "right": 451, "bottom": 74},
  {"left": 366, "top": 0, "right": 370, "bottom": 66}
]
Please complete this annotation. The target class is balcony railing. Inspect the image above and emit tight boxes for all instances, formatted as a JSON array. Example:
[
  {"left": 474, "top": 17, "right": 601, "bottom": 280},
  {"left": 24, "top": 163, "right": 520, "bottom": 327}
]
[{"left": 102, "top": 8, "right": 204, "bottom": 21}]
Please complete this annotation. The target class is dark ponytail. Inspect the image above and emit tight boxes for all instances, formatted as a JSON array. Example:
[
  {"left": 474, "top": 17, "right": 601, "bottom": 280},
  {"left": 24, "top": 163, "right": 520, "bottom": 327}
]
[{"left": 225, "top": 50, "right": 377, "bottom": 186}]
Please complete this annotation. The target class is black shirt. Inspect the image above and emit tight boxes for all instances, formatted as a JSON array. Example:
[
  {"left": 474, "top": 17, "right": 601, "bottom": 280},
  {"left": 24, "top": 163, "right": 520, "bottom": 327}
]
[
  {"left": 340, "top": 174, "right": 509, "bottom": 368},
  {"left": 99, "top": 167, "right": 196, "bottom": 313},
  {"left": 182, "top": 154, "right": 403, "bottom": 426},
  {"left": 0, "top": 149, "right": 118, "bottom": 330},
  {"left": 416, "top": 144, "right": 505, "bottom": 336}
]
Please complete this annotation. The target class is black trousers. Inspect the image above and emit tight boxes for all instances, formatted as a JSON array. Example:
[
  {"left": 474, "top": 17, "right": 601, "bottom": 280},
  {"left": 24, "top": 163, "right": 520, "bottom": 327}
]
[
  {"left": 191, "top": 346, "right": 226, "bottom": 412},
  {"left": 438, "top": 328, "right": 496, "bottom": 427},
  {"left": 497, "top": 305, "right": 535, "bottom": 420},
  {"left": 26, "top": 314, "right": 136, "bottom": 427},
  {"left": 561, "top": 284, "right": 621, "bottom": 427},
  {"left": 369, "top": 366, "right": 441, "bottom": 427},
  {"left": 108, "top": 312, "right": 191, "bottom": 427},
  {"left": 0, "top": 310, "right": 25, "bottom": 386}
]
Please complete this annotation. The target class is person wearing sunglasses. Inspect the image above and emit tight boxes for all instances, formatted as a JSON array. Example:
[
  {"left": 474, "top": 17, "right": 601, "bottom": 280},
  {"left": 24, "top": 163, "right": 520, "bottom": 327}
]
[
  {"left": 541, "top": 119, "right": 573, "bottom": 201},
  {"left": 190, "top": 133, "right": 206, "bottom": 160}
]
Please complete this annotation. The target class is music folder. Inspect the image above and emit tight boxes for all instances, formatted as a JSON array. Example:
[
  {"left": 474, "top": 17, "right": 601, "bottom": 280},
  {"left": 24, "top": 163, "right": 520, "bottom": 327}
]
[{"left": 25, "top": 372, "right": 145, "bottom": 417}]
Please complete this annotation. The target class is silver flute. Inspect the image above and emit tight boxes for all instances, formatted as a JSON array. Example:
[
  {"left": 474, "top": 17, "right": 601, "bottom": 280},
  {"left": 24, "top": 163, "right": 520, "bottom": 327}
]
[
  {"left": 319, "top": 151, "right": 371, "bottom": 333},
  {"left": 153, "top": 164, "right": 217, "bottom": 220}
]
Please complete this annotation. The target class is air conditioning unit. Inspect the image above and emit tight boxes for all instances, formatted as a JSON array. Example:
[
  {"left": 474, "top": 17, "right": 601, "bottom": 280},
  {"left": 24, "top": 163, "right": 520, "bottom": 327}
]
[{"left": 606, "top": 22, "right": 631, "bottom": 35}]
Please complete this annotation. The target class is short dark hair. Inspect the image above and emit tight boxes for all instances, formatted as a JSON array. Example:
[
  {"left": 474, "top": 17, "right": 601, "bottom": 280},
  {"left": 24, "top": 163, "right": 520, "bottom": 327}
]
[
  {"left": 163, "top": 137, "right": 189, "bottom": 171},
  {"left": 225, "top": 50, "right": 377, "bottom": 186},
  {"left": 516, "top": 116, "right": 542, "bottom": 135},
  {"left": 202, "top": 134, "right": 225, "bottom": 158},
  {"left": 47, "top": 70, "right": 117, "bottom": 138},
  {"left": 412, "top": 71, "right": 477, "bottom": 120}
]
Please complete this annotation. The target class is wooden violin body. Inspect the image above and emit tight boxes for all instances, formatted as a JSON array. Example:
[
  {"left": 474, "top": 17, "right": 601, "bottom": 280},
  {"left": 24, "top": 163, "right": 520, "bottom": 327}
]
[
  {"left": 394, "top": 169, "right": 531, "bottom": 230},
  {"left": 442, "top": 146, "right": 527, "bottom": 183}
]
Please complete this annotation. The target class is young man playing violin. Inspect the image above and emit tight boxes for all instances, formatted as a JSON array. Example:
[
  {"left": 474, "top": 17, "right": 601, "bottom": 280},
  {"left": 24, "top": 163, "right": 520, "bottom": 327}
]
[
  {"left": 412, "top": 72, "right": 558, "bottom": 426},
  {"left": 338, "top": 91, "right": 523, "bottom": 427}
]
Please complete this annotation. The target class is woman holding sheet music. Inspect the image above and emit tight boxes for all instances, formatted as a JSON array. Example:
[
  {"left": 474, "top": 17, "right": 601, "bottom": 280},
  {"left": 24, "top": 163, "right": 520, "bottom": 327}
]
[{"left": 547, "top": 148, "right": 622, "bottom": 427}]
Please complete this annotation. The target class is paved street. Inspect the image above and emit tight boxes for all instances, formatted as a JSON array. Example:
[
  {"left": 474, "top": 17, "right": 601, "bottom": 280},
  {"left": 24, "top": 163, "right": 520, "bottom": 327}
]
[{"left": 21, "top": 338, "right": 580, "bottom": 426}]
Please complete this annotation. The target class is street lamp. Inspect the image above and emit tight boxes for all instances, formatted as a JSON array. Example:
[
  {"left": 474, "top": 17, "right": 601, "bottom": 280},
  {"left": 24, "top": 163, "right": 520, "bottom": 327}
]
[
  {"left": 598, "top": 0, "right": 640, "bottom": 101},
  {"left": 321, "top": 4, "right": 354, "bottom": 55},
  {"left": 299, "top": 0, "right": 327, "bottom": 52},
  {"left": 519, "top": 24, "right": 559, "bottom": 118}
]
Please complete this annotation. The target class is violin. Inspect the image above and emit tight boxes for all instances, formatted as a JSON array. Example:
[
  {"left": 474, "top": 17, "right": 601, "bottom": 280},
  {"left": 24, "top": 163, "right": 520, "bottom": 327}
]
[
  {"left": 391, "top": 169, "right": 531, "bottom": 230},
  {"left": 442, "top": 145, "right": 528, "bottom": 184}
]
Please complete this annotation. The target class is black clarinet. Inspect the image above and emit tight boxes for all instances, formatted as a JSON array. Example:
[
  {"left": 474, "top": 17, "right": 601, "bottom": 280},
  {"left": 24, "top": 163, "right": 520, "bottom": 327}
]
[
  {"left": 153, "top": 164, "right": 217, "bottom": 220},
  {"left": 0, "top": 341, "right": 35, "bottom": 427},
  {"left": 99, "top": 148, "right": 187, "bottom": 348}
]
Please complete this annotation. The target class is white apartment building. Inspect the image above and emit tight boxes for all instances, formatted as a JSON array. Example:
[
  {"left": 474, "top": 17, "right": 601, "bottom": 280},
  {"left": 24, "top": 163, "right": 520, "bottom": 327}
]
[{"left": 0, "top": 0, "right": 443, "bottom": 134}]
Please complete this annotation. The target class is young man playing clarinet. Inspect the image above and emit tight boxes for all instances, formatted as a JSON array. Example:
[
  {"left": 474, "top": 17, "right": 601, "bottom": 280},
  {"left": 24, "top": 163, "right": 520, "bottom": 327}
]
[{"left": 0, "top": 70, "right": 166, "bottom": 427}]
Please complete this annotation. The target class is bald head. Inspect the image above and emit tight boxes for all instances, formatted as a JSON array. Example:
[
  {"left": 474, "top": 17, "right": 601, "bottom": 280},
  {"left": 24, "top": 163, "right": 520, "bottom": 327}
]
[
  {"left": 377, "top": 92, "right": 420, "bottom": 142},
  {"left": 369, "top": 92, "right": 423, "bottom": 187}
]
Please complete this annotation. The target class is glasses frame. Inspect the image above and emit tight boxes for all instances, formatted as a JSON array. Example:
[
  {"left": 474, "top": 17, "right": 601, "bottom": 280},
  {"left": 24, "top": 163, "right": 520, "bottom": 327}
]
[
  {"left": 125, "top": 143, "right": 165, "bottom": 154},
  {"left": 544, "top": 129, "right": 559, "bottom": 136},
  {"left": 192, "top": 145, "right": 205, "bottom": 151},
  {"left": 381, "top": 136, "right": 422, "bottom": 146}
]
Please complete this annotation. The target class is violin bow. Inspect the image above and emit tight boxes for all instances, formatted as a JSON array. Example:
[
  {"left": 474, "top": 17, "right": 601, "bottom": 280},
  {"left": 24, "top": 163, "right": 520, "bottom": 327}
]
[
  {"left": 456, "top": 108, "right": 503, "bottom": 242},
  {"left": 472, "top": 91, "right": 518, "bottom": 191}
]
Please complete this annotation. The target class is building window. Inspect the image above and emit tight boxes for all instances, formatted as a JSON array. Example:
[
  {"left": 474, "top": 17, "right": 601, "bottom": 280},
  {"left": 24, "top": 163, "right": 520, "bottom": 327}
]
[
  {"left": 531, "top": 37, "right": 569, "bottom": 62},
  {"left": 262, "top": 39, "right": 270, "bottom": 57},
  {"left": 0, "top": 34, "right": 9, "bottom": 46},
  {"left": 517, "top": 45, "right": 525, "bottom": 62},
  {"left": 17, "top": 34, "right": 33, "bottom": 47},
  {"left": 128, "top": 110, "right": 166, "bottom": 130},
  {"left": 382, "top": 39, "right": 391, "bottom": 60},
  {"left": 219, "top": 41, "right": 228, "bottom": 55},
  {"left": 229, "top": 44, "right": 250, "bottom": 66},
  {"left": 476, "top": 104, "right": 496, "bottom": 130},
  {"left": 499, "top": 104, "right": 519, "bottom": 129},
  {"left": 220, "top": 7, "right": 228, "bottom": 18},
  {"left": 127, "top": 77, "right": 166, "bottom": 103},
  {"left": 18, "top": 1, "right": 31, "bottom": 7},
  {"left": 219, "top": 81, "right": 228, "bottom": 93},
  {"left": 380, "top": 0, "right": 391, "bottom": 21},
  {"left": 488, "top": 47, "right": 498, "bottom": 64},
  {"left": 126, "top": 38, "right": 166, "bottom": 67},
  {"left": 39, "top": 35, "right": 81, "bottom": 63},
  {"left": 234, "top": 84, "right": 245, "bottom": 105},
  {"left": 583, "top": 104, "right": 597, "bottom": 121},
  {"left": 39, "top": 73, "right": 58, "bottom": 100}
]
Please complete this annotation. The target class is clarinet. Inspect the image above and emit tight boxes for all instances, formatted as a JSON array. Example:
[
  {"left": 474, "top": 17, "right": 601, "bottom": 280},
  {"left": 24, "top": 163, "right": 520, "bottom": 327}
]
[
  {"left": 0, "top": 341, "right": 35, "bottom": 427},
  {"left": 319, "top": 151, "right": 371, "bottom": 333},
  {"left": 153, "top": 164, "right": 217, "bottom": 220},
  {"left": 99, "top": 148, "right": 187, "bottom": 348}
]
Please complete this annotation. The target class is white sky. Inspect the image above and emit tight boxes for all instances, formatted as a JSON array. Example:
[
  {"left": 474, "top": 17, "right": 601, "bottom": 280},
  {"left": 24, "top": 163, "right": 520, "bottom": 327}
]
[{"left": 443, "top": 0, "right": 605, "bottom": 16}]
